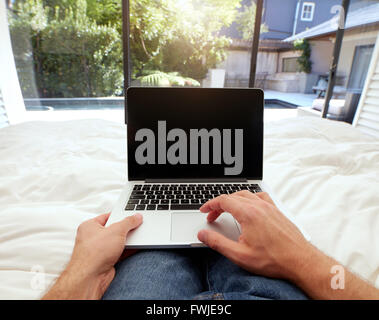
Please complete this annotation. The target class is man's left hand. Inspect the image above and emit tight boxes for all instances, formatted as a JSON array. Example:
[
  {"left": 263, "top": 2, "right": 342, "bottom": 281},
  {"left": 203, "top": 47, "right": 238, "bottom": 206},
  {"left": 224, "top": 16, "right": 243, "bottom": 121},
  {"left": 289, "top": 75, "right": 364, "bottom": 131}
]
[{"left": 43, "top": 213, "right": 142, "bottom": 299}]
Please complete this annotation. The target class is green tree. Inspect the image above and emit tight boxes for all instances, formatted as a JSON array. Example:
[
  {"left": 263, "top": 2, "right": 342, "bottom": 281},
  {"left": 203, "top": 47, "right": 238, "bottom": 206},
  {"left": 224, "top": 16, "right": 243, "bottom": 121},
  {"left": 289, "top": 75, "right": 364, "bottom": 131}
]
[
  {"left": 237, "top": 2, "right": 268, "bottom": 41},
  {"left": 129, "top": 0, "right": 179, "bottom": 78},
  {"left": 128, "top": 0, "right": 243, "bottom": 80},
  {"left": 10, "top": 0, "right": 265, "bottom": 97},
  {"left": 10, "top": 0, "right": 123, "bottom": 98}
]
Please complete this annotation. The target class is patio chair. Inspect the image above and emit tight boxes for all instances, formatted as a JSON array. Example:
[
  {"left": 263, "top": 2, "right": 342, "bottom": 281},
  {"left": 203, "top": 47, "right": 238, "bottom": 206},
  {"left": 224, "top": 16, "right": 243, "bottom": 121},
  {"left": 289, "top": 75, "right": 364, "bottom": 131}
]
[{"left": 312, "top": 75, "right": 328, "bottom": 98}]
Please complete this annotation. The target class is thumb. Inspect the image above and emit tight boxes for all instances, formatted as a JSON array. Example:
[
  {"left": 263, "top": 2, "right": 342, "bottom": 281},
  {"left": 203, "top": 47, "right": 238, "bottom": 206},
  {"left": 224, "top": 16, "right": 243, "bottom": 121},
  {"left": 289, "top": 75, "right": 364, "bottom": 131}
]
[
  {"left": 198, "top": 229, "right": 241, "bottom": 262},
  {"left": 109, "top": 214, "right": 143, "bottom": 237}
]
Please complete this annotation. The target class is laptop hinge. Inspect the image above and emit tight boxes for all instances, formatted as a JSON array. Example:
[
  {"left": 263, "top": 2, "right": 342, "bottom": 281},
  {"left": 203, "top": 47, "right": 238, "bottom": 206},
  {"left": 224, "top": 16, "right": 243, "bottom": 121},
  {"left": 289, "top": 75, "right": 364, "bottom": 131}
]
[{"left": 145, "top": 178, "right": 248, "bottom": 183}]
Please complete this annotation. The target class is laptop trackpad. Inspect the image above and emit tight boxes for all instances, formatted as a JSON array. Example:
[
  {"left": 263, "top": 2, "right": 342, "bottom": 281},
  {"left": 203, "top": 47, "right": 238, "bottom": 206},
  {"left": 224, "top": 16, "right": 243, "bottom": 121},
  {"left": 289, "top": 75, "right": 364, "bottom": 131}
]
[{"left": 171, "top": 212, "right": 240, "bottom": 243}]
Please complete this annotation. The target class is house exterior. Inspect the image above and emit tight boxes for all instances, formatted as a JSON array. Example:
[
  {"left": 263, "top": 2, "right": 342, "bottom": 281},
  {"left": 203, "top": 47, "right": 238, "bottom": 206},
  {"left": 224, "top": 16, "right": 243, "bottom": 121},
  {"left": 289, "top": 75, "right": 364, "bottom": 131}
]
[
  {"left": 225, "top": 0, "right": 342, "bottom": 41},
  {"left": 261, "top": 0, "right": 342, "bottom": 40},
  {"left": 353, "top": 32, "right": 379, "bottom": 138},
  {"left": 285, "top": 2, "right": 379, "bottom": 92},
  {"left": 220, "top": 0, "right": 378, "bottom": 92}
]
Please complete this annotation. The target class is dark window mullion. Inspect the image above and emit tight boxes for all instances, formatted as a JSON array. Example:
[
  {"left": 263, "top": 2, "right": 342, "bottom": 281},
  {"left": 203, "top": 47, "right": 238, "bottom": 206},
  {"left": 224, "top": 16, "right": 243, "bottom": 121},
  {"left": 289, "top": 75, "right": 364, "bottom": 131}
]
[
  {"left": 123, "top": 0, "right": 131, "bottom": 124},
  {"left": 248, "top": 0, "right": 264, "bottom": 88}
]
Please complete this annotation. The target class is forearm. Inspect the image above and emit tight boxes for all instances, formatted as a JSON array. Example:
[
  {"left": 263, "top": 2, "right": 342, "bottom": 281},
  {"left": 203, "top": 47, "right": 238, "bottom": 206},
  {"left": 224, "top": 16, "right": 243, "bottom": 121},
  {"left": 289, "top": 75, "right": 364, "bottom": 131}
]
[
  {"left": 288, "top": 242, "right": 379, "bottom": 300},
  {"left": 42, "top": 263, "right": 104, "bottom": 300}
]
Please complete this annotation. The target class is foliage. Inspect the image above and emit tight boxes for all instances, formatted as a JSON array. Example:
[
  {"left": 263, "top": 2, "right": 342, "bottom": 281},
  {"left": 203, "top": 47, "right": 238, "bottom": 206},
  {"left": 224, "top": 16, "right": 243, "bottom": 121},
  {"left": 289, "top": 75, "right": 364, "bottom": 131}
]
[
  {"left": 237, "top": 2, "right": 268, "bottom": 41},
  {"left": 86, "top": 0, "right": 122, "bottom": 26},
  {"left": 137, "top": 70, "right": 200, "bottom": 87},
  {"left": 10, "top": 0, "right": 123, "bottom": 98},
  {"left": 129, "top": 0, "right": 242, "bottom": 80},
  {"left": 9, "top": 0, "right": 263, "bottom": 98},
  {"left": 294, "top": 39, "right": 312, "bottom": 74}
]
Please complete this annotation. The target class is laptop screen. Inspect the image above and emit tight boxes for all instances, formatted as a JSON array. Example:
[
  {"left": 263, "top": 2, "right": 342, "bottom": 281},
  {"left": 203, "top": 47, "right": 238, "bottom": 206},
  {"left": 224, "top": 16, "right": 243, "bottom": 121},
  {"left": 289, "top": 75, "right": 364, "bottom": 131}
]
[{"left": 127, "top": 88, "right": 263, "bottom": 180}]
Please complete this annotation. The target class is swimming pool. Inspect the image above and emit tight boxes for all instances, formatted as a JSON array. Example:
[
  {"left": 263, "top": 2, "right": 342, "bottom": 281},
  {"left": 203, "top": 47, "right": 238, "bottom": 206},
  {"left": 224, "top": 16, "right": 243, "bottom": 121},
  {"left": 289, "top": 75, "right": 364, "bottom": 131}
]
[
  {"left": 264, "top": 99, "right": 298, "bottom": 109},
  {"left": 25, "top": 98, "right": 298, "bottom": 111}
]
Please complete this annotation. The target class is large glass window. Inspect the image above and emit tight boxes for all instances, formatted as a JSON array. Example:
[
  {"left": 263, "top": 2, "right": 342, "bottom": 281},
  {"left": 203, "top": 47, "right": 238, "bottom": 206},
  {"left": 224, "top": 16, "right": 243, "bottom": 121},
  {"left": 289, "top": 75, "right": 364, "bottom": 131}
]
[
  {"left": 8, "top": 0, "right": 124, "bottom": 112},
  {"left": 5, "top": 0, "right": 379, "bottom": 125},
  {"left": 7, "top": 0, "right": 264, "bottom": 114},
  {"left": 129, "top": 0, "right": 263, "bottom": 89}
]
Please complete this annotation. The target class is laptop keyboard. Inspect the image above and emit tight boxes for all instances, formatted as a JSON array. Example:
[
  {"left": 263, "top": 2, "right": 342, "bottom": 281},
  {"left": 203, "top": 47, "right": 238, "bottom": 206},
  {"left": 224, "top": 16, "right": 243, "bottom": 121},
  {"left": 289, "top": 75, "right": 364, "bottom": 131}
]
[{"left": 125, "top": 183, "right": 262, "bottom": 211}]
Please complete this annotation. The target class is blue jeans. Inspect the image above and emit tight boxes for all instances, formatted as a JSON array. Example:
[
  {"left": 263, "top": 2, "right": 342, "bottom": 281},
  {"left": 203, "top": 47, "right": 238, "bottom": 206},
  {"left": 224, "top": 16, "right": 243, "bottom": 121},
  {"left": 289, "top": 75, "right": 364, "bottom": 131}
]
[{"left": 102, "top": 249, "right": 308, "bottom": 300}]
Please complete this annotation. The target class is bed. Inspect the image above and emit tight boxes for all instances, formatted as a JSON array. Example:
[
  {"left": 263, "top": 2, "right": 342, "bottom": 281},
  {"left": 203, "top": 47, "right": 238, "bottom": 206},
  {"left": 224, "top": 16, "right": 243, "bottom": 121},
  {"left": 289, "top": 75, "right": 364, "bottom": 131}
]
[{"left": 0, "top": 116, "right": 378, "bottom": 299}]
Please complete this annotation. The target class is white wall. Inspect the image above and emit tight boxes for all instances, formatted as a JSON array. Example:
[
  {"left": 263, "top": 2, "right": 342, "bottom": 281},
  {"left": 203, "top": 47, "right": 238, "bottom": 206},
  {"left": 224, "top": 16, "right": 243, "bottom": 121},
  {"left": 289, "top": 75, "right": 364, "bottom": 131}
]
[
  {"left": 257, "top": 51, "right": 278, "bottom": 74},
  {"left": 222, "top": 49, "right": 280, "bottom": 87},
  {"left": 221, "top": 50, "right": 251, "bottom": 81},
  {"left": 0, "top": 1, "right": 25, "bottom": 124},
  {"left": 310, "top": 40, "right": 334, "bottom": 74}
]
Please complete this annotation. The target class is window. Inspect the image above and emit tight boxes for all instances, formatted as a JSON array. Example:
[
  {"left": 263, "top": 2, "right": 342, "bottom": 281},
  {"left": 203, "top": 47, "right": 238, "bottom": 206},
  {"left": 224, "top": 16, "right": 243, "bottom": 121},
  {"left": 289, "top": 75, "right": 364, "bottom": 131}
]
[
  {"left": 301, "top": 2, "right": 315, "bottom": 21},
  {"left": 7, "top": 0, "right": 263, "bottom": 113},
  {"left": 7, "top": 0, "right": 375, "bottom": 124},
  {"left": 282, "top": 57, "right": 301, "bottom": 73},
  {"left": 347, "top": 45, "right": 374, "bottom": 91},
  {"left": 128, "top": 0, "right": 264, "bottom": 89},
  {"left": 8, "top": 0, "right": 124, "bottom": 111}
]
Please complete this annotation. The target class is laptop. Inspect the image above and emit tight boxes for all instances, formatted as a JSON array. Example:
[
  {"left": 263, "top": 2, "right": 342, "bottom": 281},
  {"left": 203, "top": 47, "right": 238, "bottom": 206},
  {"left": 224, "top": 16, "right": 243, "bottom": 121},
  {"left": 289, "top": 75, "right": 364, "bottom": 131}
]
[{"left": 106, "top": 87, "right": 297, "bottom": 248}]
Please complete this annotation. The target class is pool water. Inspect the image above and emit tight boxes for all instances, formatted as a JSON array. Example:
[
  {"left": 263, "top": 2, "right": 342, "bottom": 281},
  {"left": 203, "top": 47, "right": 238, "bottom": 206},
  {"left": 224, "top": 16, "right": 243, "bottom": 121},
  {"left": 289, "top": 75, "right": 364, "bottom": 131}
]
[
  {"left": 25, "top": 99, "right": 297, "bottom": 111},
  {"left": 265, "top": 100, "right": 298, "bottom": 109},
  {"left": 265, "top": 103, "right": 290, "bottom": 109}
]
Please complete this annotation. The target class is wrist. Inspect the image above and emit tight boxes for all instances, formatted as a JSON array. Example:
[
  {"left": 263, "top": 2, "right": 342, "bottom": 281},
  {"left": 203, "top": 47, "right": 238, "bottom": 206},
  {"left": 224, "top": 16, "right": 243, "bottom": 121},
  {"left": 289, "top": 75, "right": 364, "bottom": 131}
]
[
  {"left": 281, "top": 239, "right": 321, "bottom": 284},
  {"left": 284, "top": 241, "right": 336, "bottom": 299},
  {"left": 43, "top": 261, "right": 105, "bottom": 300}
]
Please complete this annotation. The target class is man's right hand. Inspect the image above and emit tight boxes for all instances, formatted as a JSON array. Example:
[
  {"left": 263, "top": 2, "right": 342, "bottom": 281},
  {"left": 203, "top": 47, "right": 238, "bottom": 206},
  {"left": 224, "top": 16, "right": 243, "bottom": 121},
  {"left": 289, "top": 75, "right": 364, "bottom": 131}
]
[
  {"left": 198, "top": 191, "right": 379, "bottom": 300},
  {"left": 197, "top": 191, "right": 311, "bottom": 280}
]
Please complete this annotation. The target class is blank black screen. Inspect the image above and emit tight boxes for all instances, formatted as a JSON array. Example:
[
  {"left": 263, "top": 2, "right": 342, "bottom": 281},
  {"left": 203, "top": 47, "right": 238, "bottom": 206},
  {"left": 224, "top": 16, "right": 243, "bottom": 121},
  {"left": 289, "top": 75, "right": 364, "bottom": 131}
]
[{"left": 127, "top": 87, "right": 263, "bottom": 180}]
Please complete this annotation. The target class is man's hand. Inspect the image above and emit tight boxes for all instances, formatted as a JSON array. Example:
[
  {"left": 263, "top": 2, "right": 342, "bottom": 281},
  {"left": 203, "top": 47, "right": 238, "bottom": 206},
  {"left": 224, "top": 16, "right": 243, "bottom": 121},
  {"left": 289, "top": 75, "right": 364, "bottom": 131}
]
[
  {"left": 198, "top": 191, "right": 379, "bottom": 299},
  {"left": 43, "top": 213, "right": 143, "bottom": 300},
  {"left": 198, "top": 191, "right": 309, "bottom": 280}
]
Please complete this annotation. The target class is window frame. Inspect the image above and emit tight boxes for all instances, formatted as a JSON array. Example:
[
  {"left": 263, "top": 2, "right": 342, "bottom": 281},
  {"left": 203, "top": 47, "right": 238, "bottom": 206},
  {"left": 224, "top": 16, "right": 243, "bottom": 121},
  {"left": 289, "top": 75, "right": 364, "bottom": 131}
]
[
  {"left": 301, "top": 2, "right": 315, "bottom": 22},
  {"left": 347, "top": 44, "right": 375, "bottom": 91}
]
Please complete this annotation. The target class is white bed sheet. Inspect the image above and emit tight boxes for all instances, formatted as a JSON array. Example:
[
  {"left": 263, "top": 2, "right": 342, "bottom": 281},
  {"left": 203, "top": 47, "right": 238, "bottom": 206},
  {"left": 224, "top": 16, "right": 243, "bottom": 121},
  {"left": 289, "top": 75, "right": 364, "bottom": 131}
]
[{"left": 0, "top": 117, "right": 378, "bottom": 299}]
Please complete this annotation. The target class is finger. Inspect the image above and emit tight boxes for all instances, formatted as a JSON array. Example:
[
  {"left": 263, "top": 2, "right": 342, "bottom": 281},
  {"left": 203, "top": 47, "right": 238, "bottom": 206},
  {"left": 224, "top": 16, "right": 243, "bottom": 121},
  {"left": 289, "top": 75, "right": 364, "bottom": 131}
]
[
  {"left": 94, "top": 213, "right": 111, "bottom": 226},
  {"left": 205, "top": 195, "right": 251, "bottom": 222},
  {"left": 254, "top": 192, "right": 275, "bottom": 205},
  {"left": 198, "top": 229, "right": 243, "bottom": 263},
  {"left": 109, "top": 213, "right": 143, "bottom": 237},
  {"left": 200, "top": 195, "right": 250, "bottom": 223},
  {"left": 206, "top": 209, "right": 224, "bottom": 223},
  {"left": 206, "top": 197, "right": 252, "bottom": 222},
  {"left": 203, "top": 195, "right": 254, "bottom": 223},
  {"left": 229, "top": 190, "right": 261, "bottom": 201}
]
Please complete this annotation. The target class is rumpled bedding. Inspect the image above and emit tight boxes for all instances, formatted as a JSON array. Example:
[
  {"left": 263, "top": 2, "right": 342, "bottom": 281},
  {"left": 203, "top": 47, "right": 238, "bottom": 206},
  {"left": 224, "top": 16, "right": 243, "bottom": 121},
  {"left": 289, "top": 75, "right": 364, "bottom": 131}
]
[{"left": 0, "top": 117, "right": 378, "bottom": 299}]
